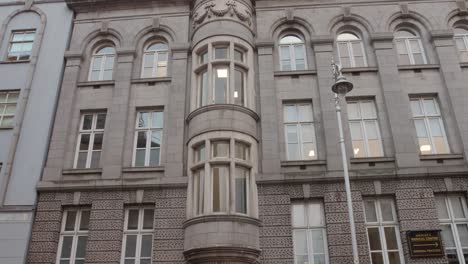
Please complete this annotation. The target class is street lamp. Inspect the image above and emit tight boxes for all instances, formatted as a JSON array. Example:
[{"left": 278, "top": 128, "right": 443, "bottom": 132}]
[{"left": 331, "top": 61, "right": 360, "bottom": 264}]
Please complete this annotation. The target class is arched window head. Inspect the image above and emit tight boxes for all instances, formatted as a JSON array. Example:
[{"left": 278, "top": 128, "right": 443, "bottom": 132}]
[
  {"left": 336, "top": 32, "right": 367, "bottom": 67},
  {"left": 279, "top": 34, "right": 307, "bottom": 71},
  {"left": 142, "top": 42, "right": 169, "bottom": 78},
  {"left": 394, "top": 29, "right": 427, "bottom": 65},
  {"left": 454, "top": 28, "right": 468, "bottom": 62},
  {"left": 89, "top": 46, "right": 115, "bottom": 81}
]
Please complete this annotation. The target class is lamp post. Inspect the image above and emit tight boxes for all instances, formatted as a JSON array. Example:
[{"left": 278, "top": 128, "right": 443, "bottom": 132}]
[{"left": 331, "top": 61, "right": 360, "bottom": 264}]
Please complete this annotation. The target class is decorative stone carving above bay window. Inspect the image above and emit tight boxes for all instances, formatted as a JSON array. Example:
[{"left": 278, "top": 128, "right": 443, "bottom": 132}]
[{"left": 192, "top": 0, "right": 254, "bottom": 31}]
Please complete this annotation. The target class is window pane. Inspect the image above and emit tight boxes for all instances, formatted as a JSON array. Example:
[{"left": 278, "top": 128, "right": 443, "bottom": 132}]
[
  {"left": 457, "top": 224, "right": 468, "bottom": 247},
  {"left": 288, "top": 143, "right": 300, "bottom": 160},
  {"left": 234, "top": 49, "right": 243, "bottom": 62},
  {"left": 368, "top": 139, "right": 383, "bottom": 157},
  {"left": 127, "top": 210, "right": 139, "bottom": 230},
  {"left": 350, "top": 122, "right": 363, "bottom": 140},
  {"left": 152, "top": 112, "right": 163, "bottom": 128},
  {"left": 303, "top": 143, "right": 316, "bottom": 160},
  {"left": 371, "top": 253, "right": 384, "bottom": 264},
  {"left": 96, "top": 114, "right": 106, "bottom": 129},
  {"left": 310, "top": 230, "right": 325, "bottom": 254},
  {"left": 93, "top": 134, "right": 103, "bottom": 150},
  {"left": 352, "top": 42, "right": 364, "bottom": 56},
  {"left": 235, "top": 142, "right": 249, "bottom": 160},
  {"left": 151, "top": 131, "right": 162, "bottom": 148},
  {"left": 450, "top": 196, "right": 467, "bottom": 219},
  {"left": 418, "top": 138, "right": 432, "bottom": 155},
  {"left": 103, "top": 70, "right": 113, "bottom": 80},
  {"left": 90, "top": 151, "right": 100, "bottom": 168},
  {"left": 364, "top": 121, "right": 379, "bottom": 140},
  {"left": 137, "top": 131, "right": 147, "bottom": 148},
  {"left": 200, "top": 51, "right": 208, "bottom": 64},
  {"left": 380, "top": 199, "right": 394, "bottom": 222},
  {"left": 4, "top": 105, "right": 16, "bottom": 115},
  {"left": 76, "top": 153, "right": 87, "bottom": 169},
  {"left": 124, "top": 260, "right": 135, "bottom": 264},
  {"left": 79, "top": 134, "right": 90, "bottom": 151},
  {"left": 150, "top": 149, "right": 160, "bottom": 166},
  {"left": 361, "top": 101, "right": 376, "bottom": 119},
  {"left": 212, "top": 141, "right": 229, "bottom": 158},
  {"left": 435, "top": 196, "right": 449, "bottom": 219},
  {"left": 396, "top": 40, "right": 408, "bottom": 55},
  {"left": 284, "top": 105, "right": 298, "bottom": 123},
  {"left": 280, "top": 46, "right": 291, "bottom": 71},
  {"left": 286, "top": 125, "right": 299, "bottom": 143},
  {"left": 301, "top": 124, "right": 315, "bottom": 143},
  {"left": 411, "top": 100, "right": 423, "bottom": 116},
  {"left": 214, "top": 67, "right": 228, "bottom": 104},
  {"left": 214, "top": 47, "right": 228, "bottom": 59},
  {"left": 308, "top": 203, "right": 322, "bottom": 226},
  {"left": 414, "top": 119, "right": 428, "bottom": 138},
  {"left": 234, "top": 69, "right": 244, "bottom": 106},
  {"left": 384, "top": 227, "right": 398, "bottom": 250},
  {"left": 75, "top": 236, "right": 87, "bottom": 258},
  {"left": 135, "top": 150, "right": 146, "bottom": 167},
  {"left": 82, "top": 115, "right": 93, "bottom": 130},
  {"left": 352, "top": 140, "right": 366, "bottom": 158},
  {"left": 212, "top": 166, "right": 228, "bottom": 212},
  {"left": 367, "top": 227, "right": 382, "bottom": 250},
  {"left": 138, "top": 112, "right": 149, "bottom": 128},
  {"left": 60, "top": 236, "right": 73, "bottom": 258},
  {"left": 92, "top": 57, "right": 102, "bottom": 71},
  {"left": 292, "top": 204, "right": 306, "bottom": 227},
  {"left": 295, "top": 255, "right": 309, "bottom": 264},
  {"left": 141, "top": 235, "right": 153, "bottom": 258},
  {"left": 423, "top": 99, "right": 438, "bottom": 115},
  {"left": 144, "top": 54, "right": 154, "bottom": 68},
  {"left": 293, "top": 230, "right": 308, "bottom": 254},
  {"left": 199, "top": 71, "right": 208, "bottom": 106},
  {"left": 429, "top": 118, "right": 443, "bottom": 137},
  {"left": 347, "top": 102, "right": 360, "bottom": 120},
  {"left": 235, "top": 167, "right": 248, "bottom": 214},
  {"left": 364, "top": 200, "right": 377, "bottom": 222},
  {"left": 65, "top": 211, "right": 77, "bottom": 231},
  {"left": 194, "top": 144, "right": 205, "bottom": 162},
  {"left": 294, "top": 45, "right": 306, "bottom": 70},
  {"left": 125, "top": 235, "right": 137, "bottom": 257},
  {"left": 409, "top": 39, "right": 422, "bottom": 53},
  {"left": 433, "top": 136, "right": 449, "bottom": 154},
  {"left": 143, "top": 209, "right": 154, "bottom": 229},
  {"left": 388, "top": 252, "right": 401, "bottom": 264},
  {"left": 298, "top": 104, "right": 313, "bottom": 122},
  {"left": 80, "top": 211, "right": 90, "bottom": 231},
  {"left": 441, "top": 225, "right": 456, "bottom": 248}
]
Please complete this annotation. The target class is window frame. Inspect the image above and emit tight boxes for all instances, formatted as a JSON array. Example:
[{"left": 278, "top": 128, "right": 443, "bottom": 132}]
[
  {"left": 56, "top": 208, "right": 90, "bottom": 264},
  {"left": 73, "top": 112, "right": 106, "bottom": 169},
  {"left": 132, "top": 110, "right": 164, "bottom": 167},
  {"left": 336, "top": 32, "right": 368, "bottom": 68},
  {"left": 454, "top": 28, "right": 468, "bottom": 62},
  {"left": 141, "top": 42, "right": 169, "bottom": 78},
  {"left": 278, "top": 34, "right": 308, "bottom": 71},
  {"left": 88, "top": 46, "right": 116, "bottom": 81},
  {"left": 121, "top": 207, "right": 155, "bottom": 264},
  {"left": 7, "top": 30, "right": 35, "bottom": 62},
  {"left": 0, "top": 91, "right": 19, "bottom": 127},
  {"left": 394, "top": 30, "right": 427, "bottom": 65}
]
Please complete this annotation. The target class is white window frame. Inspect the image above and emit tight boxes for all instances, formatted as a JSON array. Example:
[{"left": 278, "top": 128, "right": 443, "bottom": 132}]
[
  {"left": 73, "top": 113, "right": 106, "bottom": 169},
  {"left": 141, "top": 43, "right": 169, "bottom": 78},
  {"left": 336, "top": 33, "right": 367, "bottom": 68},
  {"left": 364, "top": 198, "right": 405, "bottom": 264},
  {"left": 7, "top": 30, "right": 35, "bottom": 61},
  {"left": 436, "top": 194, "right": 468, "bottom": 263},
  {"left": 88, "top": 46, "right": 115, "bottom": 81},
  {"left": 347, "top": 100, "right": 384, "bottom": 158},
  {"left": 291, "top": 202, "right": 329, "bottom": 264},
  {"left": 121, "top": 208, "right": 154, "bottom": 264},
  {"left": 279, "top": 35, "right": 307, "bottom": 71},
  {"left": 56, "top": 209, "right": 90, "bottom": 264},
  {"left": 0, "top": 91, "right": 19, "bottom": 127},
  {"left": 283, "top": 103, "right": 317, "bottom": 161},
  {"left": 395, "top": 31, "right": 427, "bottom": 65},
  {"left": 410, "top": 97, "right": 450, "bottom": 155},
  {"left": 132, "top": 110, "right": 164, "bottom": 167}
]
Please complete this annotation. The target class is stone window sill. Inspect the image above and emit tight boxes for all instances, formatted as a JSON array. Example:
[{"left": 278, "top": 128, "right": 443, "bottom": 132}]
[
  {"left": 131, "top": 77, "right": 171, "bottom": 84},
  {"left": 122, "top": 166, "right": 165, "bottom": 173},
  {"left": 273, "top": 70, "right": 317, "bottom": 77},
  {"left": 460, "top": 62, "right": 468, "bottom": 68},
  {"left": 350, "top": 157, "right": 395, "bottom": 164},
  {"left": 397, "top": 64, "right": 440, "bottom": 71},
  {"left": 0, "top": 60, "right": 30, "bottom": 64},
  {"left": 342, "top": 67, "right": 378, "bottom": 73},
  {"left": 0, "top": 126, "right": 14, "bottom": 130},
  {"left": 62, "top": 168, "right": 102, "bottom": 175},
  {"left": 77, "top": 80, "right": 115, "bottom": 88},
  {"left": 419, "top": 154, "right": 464, "bottom": 161},
  {"left": 281, "top": 160, "right": 326, "bottom": 167}
]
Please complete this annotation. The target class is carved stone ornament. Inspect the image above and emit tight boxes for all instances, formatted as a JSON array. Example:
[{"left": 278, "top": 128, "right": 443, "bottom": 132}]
[{"left": 192, "top": 0, "right": 253, "bottom": 30}]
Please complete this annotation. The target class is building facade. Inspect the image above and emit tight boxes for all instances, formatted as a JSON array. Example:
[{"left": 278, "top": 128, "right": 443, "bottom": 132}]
[
  {"left": 0, "top": 0, "right": 73, "bottom": 263},
  {"left": 26, "top": 0, "right": 468, "bottom": 263}
]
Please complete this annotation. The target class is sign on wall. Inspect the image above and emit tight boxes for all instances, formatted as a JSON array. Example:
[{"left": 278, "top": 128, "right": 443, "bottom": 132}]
[{"left": 407, "top": 230, "right": 444, "bottom": 258}]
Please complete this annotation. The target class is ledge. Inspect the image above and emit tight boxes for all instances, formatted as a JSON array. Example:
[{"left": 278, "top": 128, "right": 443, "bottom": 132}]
[
  {"left": 122, "top": 166, "right": 165, "bottom": 173},
  {"left": 62, "top": 168, "right": 102, "bottom": 175},
  {"left": 131, "top": 77, "right": 171, "bottom": 84},
  {"left": 273, "top": 70, "right": 317, "bottom": 76},
  {"left": 183, "top": 214, "right": 261, "bottom": 229},
  {"left": 76, "top": 80, "right": 115, "bottom": 88},
  {"left": 186, "top": 104, "right": 259, "bottom": 122},
  {"left": 420, "top": 154, "right": 464, "bottom": 161},
  {"left": 342, "top": 67, "right": 378, "bottom": 73},
  {"left": 0, "top": 126, "right": 14, "bottom": 130},
  {"left": 460, "top": 62, "right": 468, "bottom": 68},
  {"left": 350, "top": 157, "right": 395, "bottom": 164},
  {"left": 0, "top": 60, "right": 30, "bottom": 64},
  {"left": 397, "top": 64, "right": 440, "bottom": 71},
  {"left": 281, "top": 160, "right": 326, "bottom": 167}
]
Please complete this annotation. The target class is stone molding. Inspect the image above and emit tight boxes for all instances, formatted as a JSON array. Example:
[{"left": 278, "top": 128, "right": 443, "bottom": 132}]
[
  {"left": 183, "top": 214, "right": 261, "bottom": 228},
  {"left": 184, "top": 246, "right": 261, "bottom": 264},
  {"left": 186, "top": 104, "right": 260, "bottom": 122},
  {"left": 192, "top": 0, "right": 254, "bottom": 30}
]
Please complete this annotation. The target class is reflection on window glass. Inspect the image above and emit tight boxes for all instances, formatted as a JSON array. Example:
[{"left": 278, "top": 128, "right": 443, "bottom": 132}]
[{"left": 134, "top": 111, "right": 164, "bottom": 166}]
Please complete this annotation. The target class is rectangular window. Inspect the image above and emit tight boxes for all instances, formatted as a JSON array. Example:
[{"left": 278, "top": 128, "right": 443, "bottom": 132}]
[
  {"left": 347, "top": 100, "right": 384, "bottom": 158},
  {"left": 212, "top": 166, "right": 229, "bottom": 213},
  {"left": 193, "top": 169, "right": 205, "bottom": 216},
  {"left": 436, "top": 194, "right": 468, "bottom": 263},
  {"left": 410, "top": 97, "right": 449, "bottom": 155},
  {"left": 133, "top": 110, "right": 163, "bottom": 167},
  {"left": 214, "top": 46, "right": 229, "bottom": 59},
  {"left": 197, "top": 71, "right": 208, "bottom": 107},
  {"left": 0, "top": 91, "right": 19, "bottom": 127},
  {"left": 212, "top": 141, "right": 229, "bottom": 158},
  {"left": 213, "top": 67, "right": 229, "bottom": 104},
  {"left": 234, "top": 141, "right": 250, "bottom": 161},
  {"left": 74, "top": 113, "right": 106, "bottom": 169},
  {"left": 292, "top": 202, "right": 329, "bottom": 264},
  {"left": 57, "top": 209, "right": 90, "bottom": 264},
  {"left": 7, "top": 30, "right": 35, "bottom": 61},
  {"left": 364, "top": 198, "right": 405, "bottom": 264},
  {"left": 235, "top": 166, "right": 249, "bottom": 214},
  {"left": 234, "top": 69, "right": 245, "bottom": 106},
  {"left": 122, "top": 208, "right": 154, "bottom": 264},
  {"left": 283, "top": 103, "right": 317, "bottom": 160}
]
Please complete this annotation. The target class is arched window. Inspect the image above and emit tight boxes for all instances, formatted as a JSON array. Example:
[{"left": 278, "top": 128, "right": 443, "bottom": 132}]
[
  {"left": 394, "top": 29, "right": 427, "bottom": 65},
  {"left": 336, "top": 32, "right": 367, "bottom": 68},
  {"left": 279, "top": 34, "right": 307, "bottom": 71},
  {"left": 89, "top": 46, "right": 115, "bottom": 81},
  {"left": 142, "top": 42, "right": 168, "bottom": 78},
  {"left": 454, "top": 28, "right": 468, "bottom": 62}
]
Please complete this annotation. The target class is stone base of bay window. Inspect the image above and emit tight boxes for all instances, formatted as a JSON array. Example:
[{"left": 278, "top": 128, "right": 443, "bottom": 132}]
[{"left": 183, "top": 246, "right": 261, "bottom": 264}]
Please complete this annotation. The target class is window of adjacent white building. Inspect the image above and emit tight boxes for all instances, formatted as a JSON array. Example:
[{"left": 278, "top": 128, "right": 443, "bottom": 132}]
[
  {"left": 347, "top": 99, "right": 384, "bottom": 158},
  {"left": 291, "top": 202, "right": 329, "bottom": 264},
  {"left": 394, "top": 29, "right": 427, "bottom": 65},
  {"left": 410, "top": 97, "right": 449, "bottom": 155},
  {"left": 142, "top": 42, "right": 168, "bottom": 78},
  {"left": 436, "top": 194, "right": 468, "bottom": 264},
  {"left": 454, "top": 28, "right": 468, "bottom": 62},
  {"left": 0, "top": 91, "right": 19, "bottom": 127},
  {"left": 57, "top": 208, "right": 90, "bottom": 264},
  {"left": 336, "top": 32, "right": 367, "bottom": 68},
  {"left": 133, "top": 110, "right": 163, "bottom": 167},
  {"left": 7, "top": 30, "right": 35, "bottom": 61},
  {"left": 74, "top": 112, "right": 106, "bottom": 169},
  {"left": 121, "top": 208, "right": 154, "bottom": 264},
  {"left": 195, "top": 42, "right": 249, "bottom": 108},
  {"left": 279, "top": 35, "right": 307, "bottom": 71},
  {"left": 363, "top": 198, "right": 405, "bottom": 264},
  {"left": 89, "top": 46, "right": 115, "bottom": 81},
  {"left": 283, "top": 103, "right": 317, "bottom": 160},
  {"left": 191, "top": 139, "right": 252, "bottom": 216}
]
